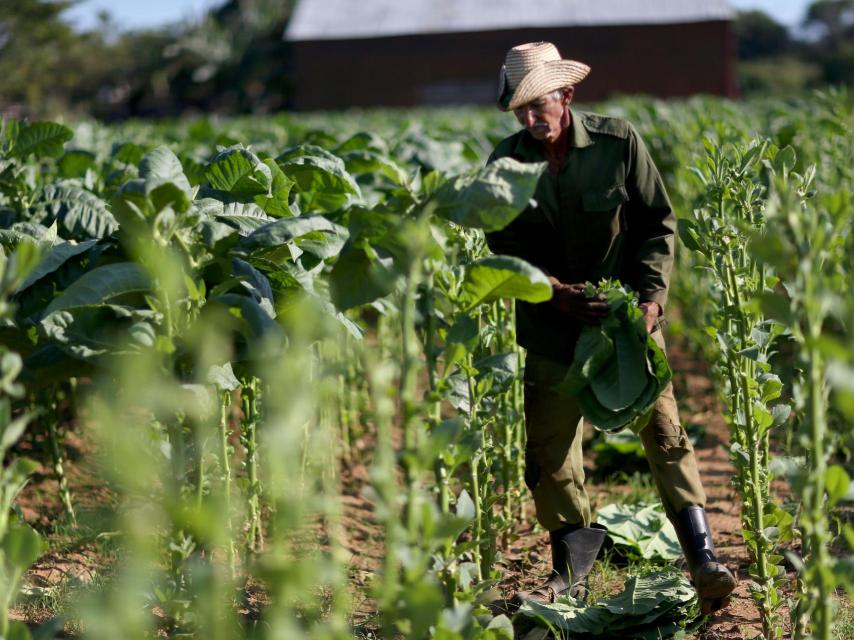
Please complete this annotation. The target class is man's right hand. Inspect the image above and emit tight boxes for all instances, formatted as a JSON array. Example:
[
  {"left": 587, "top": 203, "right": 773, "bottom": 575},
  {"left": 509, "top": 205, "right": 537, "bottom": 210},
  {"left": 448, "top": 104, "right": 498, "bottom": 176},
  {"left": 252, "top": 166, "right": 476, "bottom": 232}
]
[{"left": 548, "top": 278, "right": 610, "bottom": 324}]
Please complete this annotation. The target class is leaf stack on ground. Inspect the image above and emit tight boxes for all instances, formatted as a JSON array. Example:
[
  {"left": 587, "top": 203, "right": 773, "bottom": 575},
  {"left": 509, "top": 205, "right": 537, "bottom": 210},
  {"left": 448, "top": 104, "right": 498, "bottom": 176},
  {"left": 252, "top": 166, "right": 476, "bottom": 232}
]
[{"left": 518, "top": 570, "right": 703, "bottom": 639}]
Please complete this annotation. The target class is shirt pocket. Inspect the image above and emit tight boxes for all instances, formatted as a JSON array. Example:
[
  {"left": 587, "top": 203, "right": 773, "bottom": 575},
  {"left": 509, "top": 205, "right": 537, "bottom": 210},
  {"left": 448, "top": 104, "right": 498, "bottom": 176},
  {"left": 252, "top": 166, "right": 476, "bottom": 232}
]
[
  {"left": 581, "top": 184, "right": 629, "bottom": 213},
  {"left": 578, "top": 184, "right": 629, "bottom": 262}
]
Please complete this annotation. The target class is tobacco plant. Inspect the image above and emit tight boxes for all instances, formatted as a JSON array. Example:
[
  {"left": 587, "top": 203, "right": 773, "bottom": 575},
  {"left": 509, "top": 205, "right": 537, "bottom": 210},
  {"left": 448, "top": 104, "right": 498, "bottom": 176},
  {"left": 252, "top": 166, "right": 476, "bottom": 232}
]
[
  {"left": 679, "top": 140, "right": 793, "bottom": 639},
  {"left": 755, "top": 142, "right": 852, "bottom": 640}
]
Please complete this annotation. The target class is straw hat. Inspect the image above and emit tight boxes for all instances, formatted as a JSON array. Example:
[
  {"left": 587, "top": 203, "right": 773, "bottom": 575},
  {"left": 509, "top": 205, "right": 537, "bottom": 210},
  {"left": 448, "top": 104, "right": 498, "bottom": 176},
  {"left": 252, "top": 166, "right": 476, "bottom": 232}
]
[{"left": 497, "top": 42, "right": 591, "bottom": 111}]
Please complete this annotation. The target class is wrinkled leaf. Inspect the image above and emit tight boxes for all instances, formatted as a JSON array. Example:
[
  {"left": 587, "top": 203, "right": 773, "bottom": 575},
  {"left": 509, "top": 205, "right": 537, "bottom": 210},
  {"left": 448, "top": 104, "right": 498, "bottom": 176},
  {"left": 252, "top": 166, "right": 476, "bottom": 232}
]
[
  {"left": 13, "top": 121, "right": 73, "bottom": 159},
  {"left": 237, "top": 215, "right": 349, "bottom": 261},
  {"left": 206, "top": 145, "right": 270, "bottom": 195},
  {"left": 597, "top": 503, "right": 681, "bottom": 561},
  {"left": 519, "top": 570, "right": 700, "bottom": 637},
  {"left": 433, "top": 157, "right": 546, "bottom": 232},
  {"left": 280, "top": 155, "right": 361, "bottom": 213},
  {"left": 39, "top": 183, "right": 117, "bottom": 239}
]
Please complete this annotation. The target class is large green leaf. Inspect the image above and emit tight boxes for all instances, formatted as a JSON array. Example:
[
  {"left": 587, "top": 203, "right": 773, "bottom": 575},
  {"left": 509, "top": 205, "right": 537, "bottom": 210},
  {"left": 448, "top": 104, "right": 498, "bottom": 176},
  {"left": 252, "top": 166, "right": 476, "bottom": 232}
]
[
  {"left": 20, "top": 344, "right": 94, "bottom": 389},
  {"left": 39, "top": 305, "right": 157, "bottom": 360},
  {"left": 3, "top": 522, "right": 44, "bottom": 569},
  {"left": 254, "top": 159, "right": 294, "bottom": 217},
  {"left": 211, "top": 293, "right": 284, "bottom": 344},
  {"left": 58, "top": 149, "right": 97, "bottom": 178},
  {"left": 276, "top": 144, "right": 341, "bottom": 164},
  {"left": 432, "top": 157, "right": 546, "bottom": 232},
  {"left": 329, "top": 245, "right": 397, "bottom": 311},
  {"left": 458, "top": 255, "right": 551, "bottom": 312},
  {"left": 597, "top": 503, "right": 681, "bottom": 561},
  {"left": 194, "top": 198, "right": 274, "bottom": 235},
  {"left": 473, "top": 352, "right": 517, "bottom": 394},
  {"left": 589, "top": 323, "right": 647, "bottom": 411},
  {"left": 16, "top": 239, "right": 98, "bottom": 292},
  {"left": 394, "top": 131, "right": 471, "bottom": 173},
  {"left": 236, "top": 215, "right": 349, "bottom": 261},
  {"left": 138, "top": 146, "right": 193, "bottom": 212},
  {"left": 140, "top": 146, "right": 189, "bottom": 186},
  {"left": 13, "top": 121, "right": 73, "bottom": 159},
  {"left": 335, "top": 131, "right": 389, "bottom": 155},
  {"left": 342, "top": 150, "right": 409, "bottom": 186},
  {"left": 0, "top": 222, "right": 59, "bottom": 246},
  {"left": 40, "top": 182, "right": 118, "bottom": 239},
  {"left": 579, "top": 338, "right": 671, "bottom": 434},
  {"left": 280, "top": 155, "right": 361, "bottom": 213},
  {"left": 43, "top": 262, "right": 149, "bottom": 314},
  {"left": 205, "top": 145, "right": 272, "bottom": 197},
  {"left": 557, "top": 281, "right": 672, "bottom": 433},
  {"left": 554, "top": 328, "right": 614, "bottom": 396}
]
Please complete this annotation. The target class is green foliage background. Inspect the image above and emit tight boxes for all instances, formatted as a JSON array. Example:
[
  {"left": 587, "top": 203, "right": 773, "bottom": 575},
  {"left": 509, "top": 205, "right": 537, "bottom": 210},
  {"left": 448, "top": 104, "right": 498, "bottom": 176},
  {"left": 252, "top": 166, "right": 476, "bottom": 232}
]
[{"left": 2, "top": 0, "right": 854, "bottom": 119}]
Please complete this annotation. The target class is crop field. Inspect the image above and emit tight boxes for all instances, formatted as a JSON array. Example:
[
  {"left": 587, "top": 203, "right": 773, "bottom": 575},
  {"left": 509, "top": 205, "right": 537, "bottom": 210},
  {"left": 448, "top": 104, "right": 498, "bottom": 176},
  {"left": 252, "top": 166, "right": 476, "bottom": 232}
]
[{"left": 0, "top": 91, "right": 852, "bottom": 640}]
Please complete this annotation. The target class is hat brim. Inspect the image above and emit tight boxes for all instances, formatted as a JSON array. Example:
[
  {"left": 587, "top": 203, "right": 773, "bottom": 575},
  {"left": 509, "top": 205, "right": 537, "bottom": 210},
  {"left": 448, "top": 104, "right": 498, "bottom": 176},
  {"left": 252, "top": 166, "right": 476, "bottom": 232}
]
[{"left": 499, "top": 60, "right": 590, "bottom": 111}]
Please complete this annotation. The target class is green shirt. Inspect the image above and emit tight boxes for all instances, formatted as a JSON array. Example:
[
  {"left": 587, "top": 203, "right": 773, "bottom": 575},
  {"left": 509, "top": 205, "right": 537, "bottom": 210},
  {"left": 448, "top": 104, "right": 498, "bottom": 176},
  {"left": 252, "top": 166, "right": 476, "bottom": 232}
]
[{"left": 486, "top": 109, "right": 675, "bottom": 363}]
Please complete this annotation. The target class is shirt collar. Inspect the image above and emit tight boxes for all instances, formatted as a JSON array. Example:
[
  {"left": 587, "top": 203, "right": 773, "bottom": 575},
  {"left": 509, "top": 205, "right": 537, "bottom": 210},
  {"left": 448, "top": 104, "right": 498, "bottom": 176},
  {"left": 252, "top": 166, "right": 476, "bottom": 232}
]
[
  {"left": 569, "top": 109, "right": 594, "bottom": 149},
  {"left": 512, "top": 108, "right": 594, "bottom": 159}
]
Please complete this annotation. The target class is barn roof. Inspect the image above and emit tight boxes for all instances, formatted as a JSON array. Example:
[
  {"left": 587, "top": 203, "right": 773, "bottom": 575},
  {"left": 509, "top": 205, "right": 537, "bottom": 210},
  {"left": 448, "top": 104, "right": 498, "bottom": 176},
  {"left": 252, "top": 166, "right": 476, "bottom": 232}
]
[{"left": 285, "top": 0, "right": 735, "bottom": 42}]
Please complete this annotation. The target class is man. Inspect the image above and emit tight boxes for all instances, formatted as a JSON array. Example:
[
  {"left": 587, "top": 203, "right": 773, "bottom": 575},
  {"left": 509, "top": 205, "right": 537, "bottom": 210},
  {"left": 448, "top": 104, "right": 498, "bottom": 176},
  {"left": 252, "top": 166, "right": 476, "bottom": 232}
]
[{"left": 485, "top": 42, "right": 736, "bottom": 614}]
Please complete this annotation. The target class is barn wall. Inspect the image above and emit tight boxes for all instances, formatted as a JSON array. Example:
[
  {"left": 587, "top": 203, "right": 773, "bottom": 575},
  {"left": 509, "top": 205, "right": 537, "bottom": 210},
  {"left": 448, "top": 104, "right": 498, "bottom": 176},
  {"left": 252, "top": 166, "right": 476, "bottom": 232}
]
[{"left": 290, "top": 21, "right": 735, "bottom": 110}]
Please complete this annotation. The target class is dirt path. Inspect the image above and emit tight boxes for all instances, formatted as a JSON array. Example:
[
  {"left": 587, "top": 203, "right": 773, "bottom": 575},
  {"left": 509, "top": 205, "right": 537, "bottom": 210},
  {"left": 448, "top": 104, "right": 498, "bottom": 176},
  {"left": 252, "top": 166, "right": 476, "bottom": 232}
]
[{"left": 667, "top": 338, "right": 763, "bottom": 639}]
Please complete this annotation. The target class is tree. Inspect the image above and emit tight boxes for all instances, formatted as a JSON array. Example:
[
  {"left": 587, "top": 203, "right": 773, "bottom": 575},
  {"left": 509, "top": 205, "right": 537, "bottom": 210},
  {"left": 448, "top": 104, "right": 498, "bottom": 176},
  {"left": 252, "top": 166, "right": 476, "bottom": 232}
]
[
  {"left": 734, "top": 10, "right": 792, "bottom": 60},
  {"left": 803, "top": 0, "right": 854, "bottom": 85},
  {"left": 803, "top": 0, "right": 854, "bottom": 47},
  {"left": 0, "top": 0, "right": 79, "bottom": 114}
]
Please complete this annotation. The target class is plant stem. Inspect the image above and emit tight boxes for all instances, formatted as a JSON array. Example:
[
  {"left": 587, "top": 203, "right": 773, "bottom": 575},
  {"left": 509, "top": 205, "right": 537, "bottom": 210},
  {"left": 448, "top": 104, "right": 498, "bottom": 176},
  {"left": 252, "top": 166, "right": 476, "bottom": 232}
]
[
  {"left": 241, "top": 378, "right": 262, "bottom": 554},
  {"left": 219, "top": 392, "right": 236, "bottom": 576},
  {"left": 46, "top": 399, "right": 76, "bottom": 525}
]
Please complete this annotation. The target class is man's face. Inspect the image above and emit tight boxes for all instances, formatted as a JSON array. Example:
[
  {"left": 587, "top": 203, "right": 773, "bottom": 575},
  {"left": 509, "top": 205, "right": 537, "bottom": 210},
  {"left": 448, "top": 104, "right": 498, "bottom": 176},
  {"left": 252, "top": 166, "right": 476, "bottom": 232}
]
[{"left": 513, "top": 89, "right": 572, "bottom": 143}]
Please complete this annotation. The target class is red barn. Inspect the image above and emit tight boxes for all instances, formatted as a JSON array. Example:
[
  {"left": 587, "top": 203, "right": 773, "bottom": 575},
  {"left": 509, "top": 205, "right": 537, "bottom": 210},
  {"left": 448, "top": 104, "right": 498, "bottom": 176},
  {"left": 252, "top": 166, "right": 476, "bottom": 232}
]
[{"left": 284, "top": 0, "right": 737, "bottom": 110}]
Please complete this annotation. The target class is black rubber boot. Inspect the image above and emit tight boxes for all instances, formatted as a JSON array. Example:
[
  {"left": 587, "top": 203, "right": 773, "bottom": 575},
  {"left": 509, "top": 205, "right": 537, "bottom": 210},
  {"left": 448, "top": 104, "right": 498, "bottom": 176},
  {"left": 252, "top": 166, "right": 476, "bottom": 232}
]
[
  {"left": 673, "top": 506, "right": 737, "bottom": 614},
  {"left": 514, "top": 523, "right": 607, "bottom": 604}
]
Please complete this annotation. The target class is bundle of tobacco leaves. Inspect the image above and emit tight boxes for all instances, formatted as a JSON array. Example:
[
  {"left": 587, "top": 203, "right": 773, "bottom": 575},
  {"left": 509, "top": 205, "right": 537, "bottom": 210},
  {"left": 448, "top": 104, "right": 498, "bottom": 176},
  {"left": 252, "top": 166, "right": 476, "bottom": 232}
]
[{"left": 553, "top": 280, "right": 672, "bottom": 433}]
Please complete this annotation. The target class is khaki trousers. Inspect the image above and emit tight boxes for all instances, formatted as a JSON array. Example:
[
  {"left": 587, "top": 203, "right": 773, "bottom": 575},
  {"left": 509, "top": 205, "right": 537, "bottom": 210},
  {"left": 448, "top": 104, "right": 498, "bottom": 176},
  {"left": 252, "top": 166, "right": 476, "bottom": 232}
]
[{"left": 522, "top": 331, "right": 706, "bottom": 531}]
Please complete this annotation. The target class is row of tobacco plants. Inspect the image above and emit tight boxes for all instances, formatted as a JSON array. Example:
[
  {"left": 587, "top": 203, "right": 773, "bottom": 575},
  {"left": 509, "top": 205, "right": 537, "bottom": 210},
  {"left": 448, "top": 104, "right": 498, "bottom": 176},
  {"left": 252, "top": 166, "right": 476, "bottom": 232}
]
[
  {"left": 645, "top": 89, "right": 853, "bottom": 640},
  {"left": 0, "top": 90, "right": 852, "bottom": 639}
]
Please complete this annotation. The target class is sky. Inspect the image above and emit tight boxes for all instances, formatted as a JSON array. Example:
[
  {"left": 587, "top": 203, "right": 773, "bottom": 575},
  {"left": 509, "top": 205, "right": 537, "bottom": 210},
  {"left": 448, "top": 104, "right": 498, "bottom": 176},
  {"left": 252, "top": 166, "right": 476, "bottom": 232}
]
[
  {"left": 64, "top": 0, "right": 815, "bottom": 32},
  {"left": 65, "top": 0, "right": 221, "bottom": 31}
]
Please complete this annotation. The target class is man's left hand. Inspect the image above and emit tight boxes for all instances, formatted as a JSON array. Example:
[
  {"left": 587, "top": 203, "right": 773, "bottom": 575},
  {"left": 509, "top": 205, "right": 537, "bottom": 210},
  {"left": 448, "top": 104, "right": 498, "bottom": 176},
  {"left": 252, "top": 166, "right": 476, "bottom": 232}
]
[{"left": 639, "top": 301, "right": 661, "bottom": 334}]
